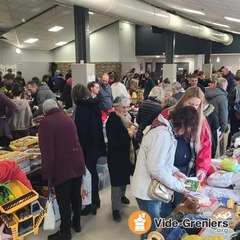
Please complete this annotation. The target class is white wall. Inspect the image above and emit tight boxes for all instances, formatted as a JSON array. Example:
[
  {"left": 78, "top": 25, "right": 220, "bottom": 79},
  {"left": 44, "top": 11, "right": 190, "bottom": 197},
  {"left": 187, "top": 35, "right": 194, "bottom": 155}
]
[
  {"left": 0, "top": 41, "right": 52, "bottom": 81},
  {"left": 90, "top": 22, "right": 120, "bottom": 62},
  {"left": 52, "top": 42, "right": 75, "bottom": 62}
]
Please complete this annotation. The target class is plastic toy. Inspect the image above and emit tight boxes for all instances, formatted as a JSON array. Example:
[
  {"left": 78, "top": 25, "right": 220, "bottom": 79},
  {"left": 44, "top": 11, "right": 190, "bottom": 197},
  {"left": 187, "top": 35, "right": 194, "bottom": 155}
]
[{"left": 0, "top": 184, "right": 15, "bottom": 204}]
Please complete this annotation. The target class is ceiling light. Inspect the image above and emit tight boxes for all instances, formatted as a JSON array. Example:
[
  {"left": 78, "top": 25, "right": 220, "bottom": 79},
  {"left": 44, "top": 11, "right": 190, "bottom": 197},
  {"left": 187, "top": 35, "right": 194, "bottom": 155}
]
[
  {"left": 182, "top": 8, "right": 205, "bottom": 15},
  {"left": 48, "top": 26, "right": 64, "bottom": 32},
  {"left": 229, "top": 30, "right": 240, "bottom": 35},
  {"left": 206, "top": 22, "right": 230, "bottom": 28},
  {"left": 156, "top": 55, "right": 160, "bottom": 58},
  {"left": 24, "top": 38, "right": 39, "bottom": 43},
  {"left": 55, "top": 41, "right": 67, "bottom": 46},
  {"left": 89, "top": 11, "right": 94, "bottom": 15},
  {"left": 216, "top": 57, "right": 220, "bottom": 63},
  {"left": 175, "top": 55, "right": 179, "bottom": 57},
  {"left": 16, "top": 48, "right": 21, "bottom": 54},
  {"left": 224, "top": 16, "right": 240, "bottom": 22}
]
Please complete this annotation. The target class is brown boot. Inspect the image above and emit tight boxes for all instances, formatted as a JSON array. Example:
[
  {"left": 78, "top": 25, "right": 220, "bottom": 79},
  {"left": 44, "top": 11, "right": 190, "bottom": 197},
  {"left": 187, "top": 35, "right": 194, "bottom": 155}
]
[{"left": 175, "top": 197, "right": 202, "bottom": 215}]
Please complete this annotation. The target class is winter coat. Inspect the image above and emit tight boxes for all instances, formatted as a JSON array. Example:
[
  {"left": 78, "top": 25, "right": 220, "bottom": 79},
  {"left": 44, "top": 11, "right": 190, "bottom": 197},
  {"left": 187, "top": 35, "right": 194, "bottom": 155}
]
[
  {"left": 99, "top": 81, "right": 113, "bottom": 112},
  {"left": 143, "top": 78, "right": 156, "bottom": 100},
  {"left": 172, "top": 91, "right": 184, "bottom": 101},
  {"left": 106, "top": 112, "right": 134, "bottom": 187},
  {"left": 60, "top": 79, "right": 72, "bottom": 109},
  {"left": 205, "top": 86, "right": 228, "bottom": 133},
  {"left": 223, "top": 71, "right": 235, "bottom": 94},
  {"left": 0, "top": 93, "right": 16, "bottom": 137},
  {"left": 136, "top": 97, "right": 162, "bottom": 143},
  {"left": 74, "top": 97, "right": 106, "bottom": 159},
  {"left": 131, "top": 114, "right": 185, "bottom": 200},
  {"left": 38, "top": 108, "right": 85, "bottom": 186},
  {"left": 161, "top": 108, "right": 211, "bottom": 175},
  {"left": 10, "top": 99, "right": 32, "bottom": 130}
]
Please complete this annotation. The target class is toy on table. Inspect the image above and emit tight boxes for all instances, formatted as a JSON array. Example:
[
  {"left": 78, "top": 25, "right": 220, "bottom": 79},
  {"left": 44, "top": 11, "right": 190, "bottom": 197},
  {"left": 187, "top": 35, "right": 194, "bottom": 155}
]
[
  {"left": 184, "top": 178, "right": 201, "bottom": 191},
  {"left": 220, "top": 158, "right": 239, "bottom": 173},
  {"left": 0, "top": 184, "right": 15, "bottom": 204}
]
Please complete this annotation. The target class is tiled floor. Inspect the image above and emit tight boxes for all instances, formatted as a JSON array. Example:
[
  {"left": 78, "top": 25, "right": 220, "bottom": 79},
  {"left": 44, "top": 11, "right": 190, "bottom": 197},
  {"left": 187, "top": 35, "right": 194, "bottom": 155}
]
[{"left": 26, "top": 186, "right": 140, "bottom": 240}]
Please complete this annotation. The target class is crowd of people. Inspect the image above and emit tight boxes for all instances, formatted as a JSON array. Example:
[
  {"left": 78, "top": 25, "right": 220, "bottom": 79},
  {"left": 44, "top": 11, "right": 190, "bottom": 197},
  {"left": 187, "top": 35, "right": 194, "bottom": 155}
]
[{"left": 0, "top": 65, "right": 240, "bottom": 240}]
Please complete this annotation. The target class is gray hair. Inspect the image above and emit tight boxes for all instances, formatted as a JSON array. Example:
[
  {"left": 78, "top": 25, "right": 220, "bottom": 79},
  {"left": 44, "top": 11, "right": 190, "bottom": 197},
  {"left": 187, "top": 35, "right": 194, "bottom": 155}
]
[
  {"left": 172, "top": 82, "right": 182, "bottom": 91},
  {"left": 149, "top": 86, "right": 163, "bottom": 102},
  {"left": 216, "top": 77, "right": 227, "bottom": 87},
  {"left": 43, "top": 99, "right": 59, "bottom": 114},
  {"left": 113, "top": 96, "right": 129, "bottom": 107}
]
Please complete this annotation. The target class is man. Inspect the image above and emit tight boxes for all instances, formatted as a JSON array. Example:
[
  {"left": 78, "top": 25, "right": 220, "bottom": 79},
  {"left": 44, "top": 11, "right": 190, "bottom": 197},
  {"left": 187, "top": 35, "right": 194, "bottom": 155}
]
[
  {"left": 143, "top": 71, "right": 155, "bottom": 100},
  {"left": 14, "top": 71, "right": 26, "bottom": 87},
  {"left": 221, "top": 67, "right": 235, "bottom": 94},
  {"left": 0, "top": 92, "right": 16, "bottom": 147},
  {"left": 186, "top": 73, "right": 205, "bottom": 93},
  {"left": 27, "top": 79, "right": 55, "bottom": 117},
  {"left": 0, "top": 74, "right": 14, "bottom": 99},
  {"left": 205, "top": 77, "right": 228, "bottom": 157},
  {"left": 98, "top": 73, "right": 113, "bottom": 112},
  {"left": 38, "top": 99, "right": 85, "bottom": 240}
]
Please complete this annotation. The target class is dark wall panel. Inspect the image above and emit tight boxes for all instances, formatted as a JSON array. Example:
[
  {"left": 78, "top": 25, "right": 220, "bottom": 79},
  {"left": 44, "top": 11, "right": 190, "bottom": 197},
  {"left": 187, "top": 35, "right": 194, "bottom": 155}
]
[{"left": 136, "top": 25, "right": 240, "bottom": 55}]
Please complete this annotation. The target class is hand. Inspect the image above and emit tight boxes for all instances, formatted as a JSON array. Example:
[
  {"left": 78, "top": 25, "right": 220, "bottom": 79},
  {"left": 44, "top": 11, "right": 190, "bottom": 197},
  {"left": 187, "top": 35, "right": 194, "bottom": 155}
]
[
  {"left": 182, "top": 189, "right": 190, "bottom": 197},
  {"left": 32, "top": 105, "right": 39, "bottom": 110},
  {"left": 173, "top": 171, "right": 187, "bottom": 180},
  {"left": 196, "top": 170, "right": 206, "bottom": 182},
  {"left": 219, "top": 133, "right": 224, "bottom": 141},
  {"left": 0, "top": 223, "right": 12, "bottom": 240}
]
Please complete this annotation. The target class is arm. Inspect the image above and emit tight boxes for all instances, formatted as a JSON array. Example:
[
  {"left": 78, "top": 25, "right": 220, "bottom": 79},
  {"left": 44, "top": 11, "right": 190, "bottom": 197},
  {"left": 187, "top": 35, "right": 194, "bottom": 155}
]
[
  {"left": 1, "top": 94, "right": 16, "bottom": 119},
  {"left": 145, "top": 129, "right": 185, "bottom": 193},
  {"left": 38, "top": 121, "right": 55, "bottom": 180},
  {"left": 195, "top": 119, "right": 212, "bottom": 175}
]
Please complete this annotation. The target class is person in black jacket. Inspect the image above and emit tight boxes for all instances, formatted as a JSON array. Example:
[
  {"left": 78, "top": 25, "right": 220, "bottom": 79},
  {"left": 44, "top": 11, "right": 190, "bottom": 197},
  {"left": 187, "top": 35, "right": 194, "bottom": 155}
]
[{"left": 72, "top": 84, "right": 106, "bottom": 216}]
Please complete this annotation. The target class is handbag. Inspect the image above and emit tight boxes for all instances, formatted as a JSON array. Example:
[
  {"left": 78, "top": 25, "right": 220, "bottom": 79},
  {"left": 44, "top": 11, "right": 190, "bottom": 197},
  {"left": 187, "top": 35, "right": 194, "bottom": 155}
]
[
  {"left": 43, "top": 179, "right": 56, "bottom": 230},
  {"left": 148, "top": 178, "right": 174, "bottom": 203}
]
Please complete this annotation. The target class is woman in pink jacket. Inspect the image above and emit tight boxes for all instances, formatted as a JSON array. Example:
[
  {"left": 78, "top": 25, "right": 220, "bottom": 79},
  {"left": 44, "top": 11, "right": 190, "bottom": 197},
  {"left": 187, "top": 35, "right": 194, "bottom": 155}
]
[{"left": 160, "top": 86, "right": 211, "bottom": 217}]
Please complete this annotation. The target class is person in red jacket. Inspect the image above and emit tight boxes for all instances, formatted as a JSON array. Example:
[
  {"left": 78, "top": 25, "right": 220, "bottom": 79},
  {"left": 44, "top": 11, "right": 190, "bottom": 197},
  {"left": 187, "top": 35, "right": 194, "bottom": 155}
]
[
  {"left": 0, "top": 160, "right": 32, "bottom": 189},
  {"left": 160, "top": 86, "right": 211, "bottom": 218},
  {"left": 39, "top": 99, "right": 85, "bottom": 240}
]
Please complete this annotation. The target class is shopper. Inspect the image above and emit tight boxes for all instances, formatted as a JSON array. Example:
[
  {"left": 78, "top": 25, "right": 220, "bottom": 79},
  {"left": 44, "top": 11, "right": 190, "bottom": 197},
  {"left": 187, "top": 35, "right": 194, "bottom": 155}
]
[
  {"left": 72, "top": 84, "right": 106, "bottom": 216},
  {"left": 39, "top": 99, "right": 85, "bottom": 240},
  {"left": 0, "top": 92, "right": 16, "bottom": 147},
  {"left": 131, "top": 106, "right": 198, "bottom": 240},
  {"left": 160, "top": 86, "right": 212, "bottom": 217},
  {"left": 10, "top": 83, "right": 33, "bottom": 140},
  {"left": 87, "top": 81, "right": 100, "bottom": 98},
  {"left": 106, "top": 96, "right": 136, "bottom": 222}
]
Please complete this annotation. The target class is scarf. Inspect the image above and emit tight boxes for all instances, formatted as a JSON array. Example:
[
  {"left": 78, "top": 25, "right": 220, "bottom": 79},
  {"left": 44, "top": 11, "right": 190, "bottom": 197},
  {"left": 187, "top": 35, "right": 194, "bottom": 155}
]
[{"left": 115, "top": 111, "right": 136, "bottom": 165}]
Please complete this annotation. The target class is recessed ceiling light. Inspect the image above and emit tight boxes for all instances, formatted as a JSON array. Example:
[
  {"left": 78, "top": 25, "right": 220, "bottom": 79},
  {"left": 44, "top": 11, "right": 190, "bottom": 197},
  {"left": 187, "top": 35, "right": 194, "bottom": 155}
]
[
  {"left": 16, "top": 48, "right": 21, "bottom": 54},
  {"left": 48, "top": 26, "right": 64, "bottom": 32},
  {"left": 24, "top": 38, "right": 39, "bottom": 43},
  {"left": 89, "top": 11, "right": 94, "bottom": 15},
  {"left": 55, "top": 41, "right": 67, "bottom": 46},
  {"left": 183, "top": 8, "right": 205, "bottom": 15},
  {"left": 224, "top": 16, "right": 240, "bottom": 22}
]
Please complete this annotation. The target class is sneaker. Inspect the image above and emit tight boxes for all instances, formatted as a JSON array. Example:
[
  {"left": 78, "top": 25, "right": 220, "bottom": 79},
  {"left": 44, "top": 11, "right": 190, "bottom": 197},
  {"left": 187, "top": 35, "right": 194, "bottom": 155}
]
[
  {"left": 48, "top": 231, "right": 72, "bottom": 240},
  {"left": 121, "top": 196, "right": 130, "bottom": 204},
  {"left": 112, "top": 210, "right": 121, "bottom": 222}
]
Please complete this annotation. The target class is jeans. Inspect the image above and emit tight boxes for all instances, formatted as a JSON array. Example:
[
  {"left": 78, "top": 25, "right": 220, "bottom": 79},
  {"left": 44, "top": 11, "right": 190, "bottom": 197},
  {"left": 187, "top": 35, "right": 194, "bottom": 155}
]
[{"left": 136, "top": 198, "right": 161, "bottom": 240}]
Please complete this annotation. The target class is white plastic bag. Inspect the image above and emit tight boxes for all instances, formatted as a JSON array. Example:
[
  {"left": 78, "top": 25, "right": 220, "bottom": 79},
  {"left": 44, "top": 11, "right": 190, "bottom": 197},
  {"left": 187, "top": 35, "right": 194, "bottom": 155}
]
[
  {"left": 81, "top": 167, "right": 92, "bottom": 206},
  {"left": 43, "top": 198, "right": 56, "bottom": 230},
  {"left": 207, "top": 170, "right": 234, "bottom": 187}
]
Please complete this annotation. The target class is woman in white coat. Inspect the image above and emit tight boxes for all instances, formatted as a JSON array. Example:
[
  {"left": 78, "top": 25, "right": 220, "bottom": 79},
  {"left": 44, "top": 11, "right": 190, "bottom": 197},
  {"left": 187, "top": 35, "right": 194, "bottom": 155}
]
[{"left": 131, "top": 106, "right": 199, "bottom": 240}]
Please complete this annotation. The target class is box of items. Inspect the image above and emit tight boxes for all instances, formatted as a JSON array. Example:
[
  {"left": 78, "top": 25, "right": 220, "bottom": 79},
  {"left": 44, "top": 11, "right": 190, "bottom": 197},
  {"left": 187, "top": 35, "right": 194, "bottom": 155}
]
[{"left": 10, "top": 136, "right": 38, "bottom": 151}]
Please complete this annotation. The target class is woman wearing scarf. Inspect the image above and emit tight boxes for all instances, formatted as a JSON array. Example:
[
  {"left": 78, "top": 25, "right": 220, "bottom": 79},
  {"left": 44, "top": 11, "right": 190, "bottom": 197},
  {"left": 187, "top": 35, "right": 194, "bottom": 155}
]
[{"left": 106, "top": 96, "right": 137, "bottom": 222}]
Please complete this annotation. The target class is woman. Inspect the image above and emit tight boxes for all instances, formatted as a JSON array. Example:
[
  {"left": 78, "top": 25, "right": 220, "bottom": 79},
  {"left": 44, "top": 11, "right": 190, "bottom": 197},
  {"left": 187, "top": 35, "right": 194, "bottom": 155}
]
[
  {"left": 160, "top": 86, "right": 212, "bottom": 217},
  {"left": 87, "top": 81, "right": 100, "bottom": 98},
  {"left": 72, "top": 84, "right": 106, "bottom": 216},
  {"left": 106, "top": 96, "right": 136, "bottom": 222},
  {"left": 110, "top": 75, "right": 130, "bottom": 101},
  {"left": 131, "top": 106, "right": 198, "bottom": 240},
  {"left": 136, "top": 86, "right": 163, "bottom": 144},
  {"left": 172, "top": 82, "right": 184, "bottom": 100}
]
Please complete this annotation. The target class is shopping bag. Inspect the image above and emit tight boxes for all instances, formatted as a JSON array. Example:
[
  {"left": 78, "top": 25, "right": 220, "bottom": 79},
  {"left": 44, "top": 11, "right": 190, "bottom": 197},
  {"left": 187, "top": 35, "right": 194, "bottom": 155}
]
[
  {"left": 81, "top": 167, "right": 92, "bottom": 206},
  {"left": 43, "top": 198, "right": 56, "bottom": 230}
]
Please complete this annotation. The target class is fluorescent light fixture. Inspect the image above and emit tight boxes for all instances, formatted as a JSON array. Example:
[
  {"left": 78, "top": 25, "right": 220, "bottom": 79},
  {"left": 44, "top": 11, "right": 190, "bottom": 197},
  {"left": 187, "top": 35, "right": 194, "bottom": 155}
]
[
  {"left": 216, "top": 57, "right": 220, "bottom": 63},
  {"left": 48, "top": 26, "right": 64, "bottom": 32},
  {"left": 156, "top": 55, "right": 160, "bottom": 58},
  {"left": 175, "top": 55, "right": 179, "bottom": 57},
  {"left": 89, "top": 11, "right": 94, "bottom": 15},
  {"left": 183, "top": 8, "right": 205, "bottom": 15},
  {"left": 16, "top": 48, "right": 21, "bottom": 54},
  {"left": 224, "top": 16, "right": 240, "bottom": 22},
  {"left": 24, "top": 38, "right": 39, "bottom": 43},
  {"left": 229, "top": 30, "right": 240, "bottom": 35},
  {"left": 55, "top": 41, "right": 67, "bottom": 46},
  {"left": 205, "top": 21, "right": 230, "bottom": 28}
]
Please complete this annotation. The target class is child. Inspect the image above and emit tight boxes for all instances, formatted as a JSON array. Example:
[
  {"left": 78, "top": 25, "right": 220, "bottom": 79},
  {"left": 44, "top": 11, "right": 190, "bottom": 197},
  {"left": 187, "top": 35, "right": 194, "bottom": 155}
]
[{"left": 10, "top": 83, "right": 33, "bottom": 140}]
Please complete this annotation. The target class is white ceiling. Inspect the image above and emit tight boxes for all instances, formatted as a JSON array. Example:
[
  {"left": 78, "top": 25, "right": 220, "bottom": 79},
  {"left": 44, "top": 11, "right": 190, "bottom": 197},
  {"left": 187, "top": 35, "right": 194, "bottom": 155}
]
[{"left": 0, "top": 0, "right": 240, "bottom": 51}]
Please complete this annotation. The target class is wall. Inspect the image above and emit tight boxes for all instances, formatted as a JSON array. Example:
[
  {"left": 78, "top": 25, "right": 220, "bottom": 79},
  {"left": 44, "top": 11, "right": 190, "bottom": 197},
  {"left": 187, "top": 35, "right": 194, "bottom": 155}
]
[
  {"left": 0, "top": 41, "right": 52, "bottom": 81},
  {"left": 52, "top": 42, "right": 75, "bottom": 62}
]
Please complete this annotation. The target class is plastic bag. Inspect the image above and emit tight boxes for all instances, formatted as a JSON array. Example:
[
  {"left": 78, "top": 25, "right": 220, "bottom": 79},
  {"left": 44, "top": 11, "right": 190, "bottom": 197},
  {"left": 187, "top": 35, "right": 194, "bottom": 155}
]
[
  {"left": 81, "top": 167, "right": 92, "bottom": 206},
  {"left": 207, "top": 171, "right": 234, "bottom": 187},
  {"left": 43, "top": 198, "right": 55, "bottom": 230}
]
